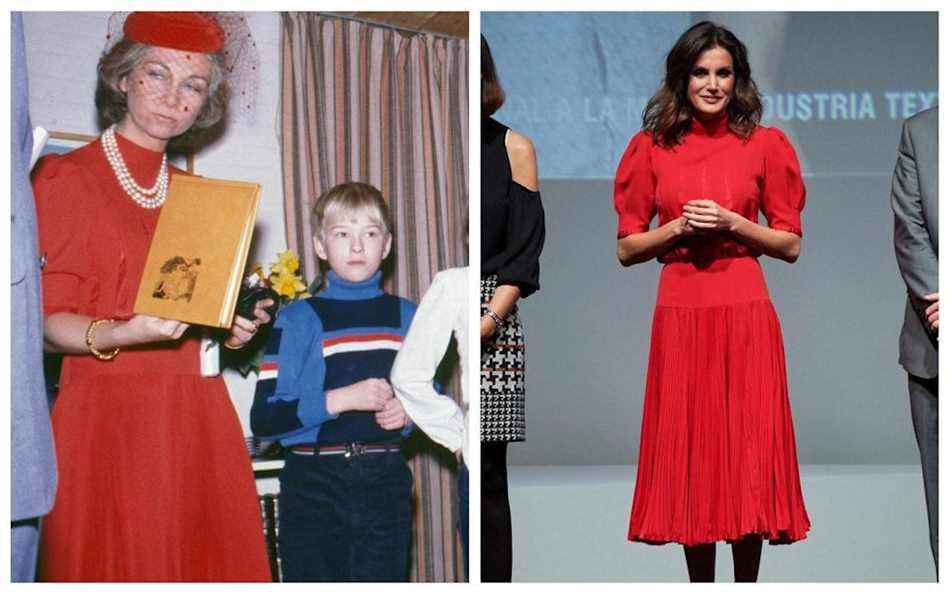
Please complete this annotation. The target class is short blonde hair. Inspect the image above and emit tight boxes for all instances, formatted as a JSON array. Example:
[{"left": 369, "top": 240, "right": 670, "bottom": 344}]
[{"left": 311, "top": 182, "right": 393, "bottom": 240}]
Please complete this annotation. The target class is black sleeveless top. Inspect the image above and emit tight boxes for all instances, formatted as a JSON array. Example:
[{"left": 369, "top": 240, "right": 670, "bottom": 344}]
[{"left": 480, "top": 117, "right": 546, "bottom": 297}]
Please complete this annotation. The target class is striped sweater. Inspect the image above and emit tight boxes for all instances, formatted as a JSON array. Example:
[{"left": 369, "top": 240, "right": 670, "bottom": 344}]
[{"left": 250, "top": 270, "right": 417, "bottom": 446}]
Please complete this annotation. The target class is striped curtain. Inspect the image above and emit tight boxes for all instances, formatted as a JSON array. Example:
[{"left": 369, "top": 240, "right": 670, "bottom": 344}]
[{"left": 279, "top": 12, "right": 468, "bottom": 582}]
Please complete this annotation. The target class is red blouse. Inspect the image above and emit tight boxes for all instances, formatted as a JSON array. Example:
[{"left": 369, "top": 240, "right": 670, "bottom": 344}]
[{"left": 613, "top": 116, "right": 806, "bottom": 264}]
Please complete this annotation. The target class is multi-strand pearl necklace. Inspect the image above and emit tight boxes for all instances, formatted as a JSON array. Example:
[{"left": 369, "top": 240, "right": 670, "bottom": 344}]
[{"left": 101, "top": 125, "right": 169, "bottom": 209}]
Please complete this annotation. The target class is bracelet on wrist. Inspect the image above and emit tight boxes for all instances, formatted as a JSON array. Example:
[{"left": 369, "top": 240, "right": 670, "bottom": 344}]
[
  {"left": 222, "top": 339, "right": 244, "bottom": 350},
  {"left": 485, "top": 308, "right": 505, "bottom": 328},
  {"left": 85, "top": 318, "right": 119, "bottom": 361}
]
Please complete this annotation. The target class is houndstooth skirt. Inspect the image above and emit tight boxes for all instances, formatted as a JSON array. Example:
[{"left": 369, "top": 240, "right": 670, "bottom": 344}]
[{"left": 481, "top": 275, "right": 526, "bottom": 443}]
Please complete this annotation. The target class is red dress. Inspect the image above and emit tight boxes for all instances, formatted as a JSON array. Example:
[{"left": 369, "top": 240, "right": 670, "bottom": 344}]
[
  {"left": 614, "top": 116, "right": 811, "bottom": 546},
  {"left": 33, "top": 133, "right": 270, "bottom": 581}
]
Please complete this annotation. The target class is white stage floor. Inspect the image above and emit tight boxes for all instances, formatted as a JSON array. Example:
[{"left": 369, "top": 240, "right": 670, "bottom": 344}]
[{"left": 508, "top": 465, "right": 935, "bottom": 582}]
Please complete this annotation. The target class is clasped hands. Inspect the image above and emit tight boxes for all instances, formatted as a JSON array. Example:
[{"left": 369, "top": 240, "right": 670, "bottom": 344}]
[
  {"left": 325, "top": 378, "right": 409, "bottom": 430},
  {"left": 678, "top": 199, "right": 739, "bottom": 235}
]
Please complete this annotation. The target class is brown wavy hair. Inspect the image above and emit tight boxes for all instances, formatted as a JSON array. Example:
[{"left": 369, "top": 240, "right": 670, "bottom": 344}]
[
  {"left": 643, "top": 21, "right": 761, "bottom": 147},
  {"left": 481, "top": 35, "right": 504, "bottom": 116}
]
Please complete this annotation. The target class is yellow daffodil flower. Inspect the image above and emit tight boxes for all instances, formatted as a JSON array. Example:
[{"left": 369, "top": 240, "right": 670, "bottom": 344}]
[
  {"left": 277, "top": 250, "right": 300, "bottom": 274},
  {"left": 272, "top": 272, "right": 306, "bottom": 299}
]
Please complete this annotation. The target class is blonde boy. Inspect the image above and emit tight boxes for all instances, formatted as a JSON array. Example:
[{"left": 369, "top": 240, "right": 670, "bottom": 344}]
[{"left": 251, "top": 182, "right": 416, "bottom": 581}]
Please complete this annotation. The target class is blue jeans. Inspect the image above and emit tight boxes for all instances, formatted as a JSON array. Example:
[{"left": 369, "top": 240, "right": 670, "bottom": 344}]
[
  {"left": 459, "top": 461, "right": 469, "bottom": 577},
  {"left": 278, "top": 450, "right": 412, "bottom": 582}
]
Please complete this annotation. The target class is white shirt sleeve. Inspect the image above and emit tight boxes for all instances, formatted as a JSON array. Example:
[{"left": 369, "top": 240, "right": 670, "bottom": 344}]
[{"left": 391, "top": 269, "right": 466, "bottom": 458}]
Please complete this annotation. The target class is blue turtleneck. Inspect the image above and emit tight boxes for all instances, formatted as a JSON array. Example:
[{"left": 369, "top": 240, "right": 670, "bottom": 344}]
[
  {"left": 251, "top": 269, "right": 417, "bottom": 446},
  {"left": 321, "top": 270, "right": 385, "bottom": 300}
]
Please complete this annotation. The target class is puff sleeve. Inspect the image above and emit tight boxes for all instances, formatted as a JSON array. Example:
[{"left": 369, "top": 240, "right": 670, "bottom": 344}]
[
  {"left": 495, "top": 184, "right": 546, "bottom": 298},
  {"left": 760, "top": 127, "right": 806, "bottom": 237},
  {"left": 614, "top": 131, "right": 657, "bottom": 238},
  {"left": 31, "top": 155, "right": 98, "bottom": 317}
]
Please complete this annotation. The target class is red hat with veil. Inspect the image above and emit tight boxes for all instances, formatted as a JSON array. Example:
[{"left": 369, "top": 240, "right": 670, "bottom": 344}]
[{"left": 105, "top": 12, "right": 260, "bottom": 121}]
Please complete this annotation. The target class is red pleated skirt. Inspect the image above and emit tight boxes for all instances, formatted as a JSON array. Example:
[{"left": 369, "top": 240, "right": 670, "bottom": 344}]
[
  {"left": 628, "top": 257, "right": 810, "bottom": 546},
  {"left": 38, "top": 349, "right": 271, "bottom": 582}
]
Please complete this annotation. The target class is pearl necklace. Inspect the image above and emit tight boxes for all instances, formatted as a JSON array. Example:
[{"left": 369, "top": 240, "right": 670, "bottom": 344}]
[{"left": 101, "top": 125, "right": 169, "bottom": 209}]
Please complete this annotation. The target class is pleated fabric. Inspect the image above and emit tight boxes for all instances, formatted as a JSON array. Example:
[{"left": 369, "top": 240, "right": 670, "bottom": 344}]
[{"left": 628, "top": 258, "right": 810, "bottom": 546}]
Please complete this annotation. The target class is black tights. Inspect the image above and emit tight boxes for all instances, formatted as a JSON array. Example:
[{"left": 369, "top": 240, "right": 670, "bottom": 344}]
[
  {"left": 683, "top": 535, "right": 763, "bottom": 582},
  {"left": 481, "top": 442, "right": 512, "bottom": 582}
]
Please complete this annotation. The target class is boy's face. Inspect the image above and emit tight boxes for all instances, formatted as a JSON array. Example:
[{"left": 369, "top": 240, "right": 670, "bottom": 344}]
[{"left": 314, "top": 209, "right": 392, "bottom": 283}]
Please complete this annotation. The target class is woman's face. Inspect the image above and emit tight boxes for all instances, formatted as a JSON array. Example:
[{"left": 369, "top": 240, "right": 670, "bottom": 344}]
[
  {"left": 117, "top": 46, "right": 213, "bottom": 150},
  {"left": 687, "top": 46, "right": 735, "bottom": 121}
]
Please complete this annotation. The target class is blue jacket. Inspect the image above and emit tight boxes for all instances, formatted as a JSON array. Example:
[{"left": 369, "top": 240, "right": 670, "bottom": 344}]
[{"left": 12, "top": 12, "right": 57, "bottom": 522}]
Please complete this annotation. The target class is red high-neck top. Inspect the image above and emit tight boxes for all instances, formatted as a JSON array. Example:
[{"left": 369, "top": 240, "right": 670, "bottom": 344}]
[{"left": 614, "top": 115, "right": 806, "bottom": 264}]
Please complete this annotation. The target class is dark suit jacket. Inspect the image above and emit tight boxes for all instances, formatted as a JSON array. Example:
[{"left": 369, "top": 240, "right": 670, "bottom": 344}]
[
  {"left": 891, "top": 106, "right": 938, "bottom": 379},
  {"left": 11, "top": 12, "right": 57, "bottom": 523}
]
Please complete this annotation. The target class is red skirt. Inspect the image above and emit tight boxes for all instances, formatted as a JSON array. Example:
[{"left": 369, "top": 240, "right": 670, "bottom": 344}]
[
  {"left": 39, "top": 349, "right": 271, "bottom": 582},
  {"left": 628, "top": 257, "right": 810, "bottom": 546}
]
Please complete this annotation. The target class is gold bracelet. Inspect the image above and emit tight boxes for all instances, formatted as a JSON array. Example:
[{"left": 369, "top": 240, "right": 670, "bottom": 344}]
[{"left": 85, "top": 318, "right": 119, "bottom": 361}]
